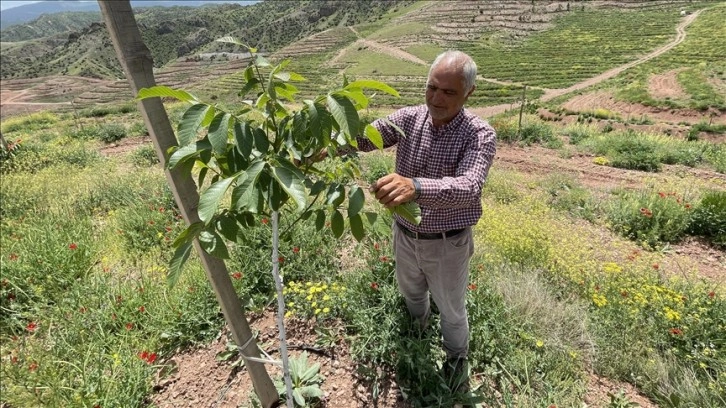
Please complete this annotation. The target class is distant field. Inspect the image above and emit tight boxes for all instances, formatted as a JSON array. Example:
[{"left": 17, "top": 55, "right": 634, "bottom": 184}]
[{"left": 460, "top": 6, "right": 684, "bottom": 88}]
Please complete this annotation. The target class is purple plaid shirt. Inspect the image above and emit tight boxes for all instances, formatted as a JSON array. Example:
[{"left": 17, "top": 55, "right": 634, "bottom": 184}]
[{"left": 358, "top": 105, "right": 497, "bottom": 233}]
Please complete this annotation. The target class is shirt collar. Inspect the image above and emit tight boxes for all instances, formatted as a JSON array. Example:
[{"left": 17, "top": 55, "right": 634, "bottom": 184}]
[{"left": 427, "top": 108, "right": 465, "bottom": 134}]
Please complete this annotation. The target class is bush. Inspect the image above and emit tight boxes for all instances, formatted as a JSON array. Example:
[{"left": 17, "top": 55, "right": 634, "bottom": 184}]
[
  {"left": 129, "top": 145, "right": 159, "bottom": 167},
  {"left": 99, "top": 123, "right": 127, "bottom": 143},
  {"left": 607, "top": 189, "right": 693, "bottom": 249},
  {"left": 561, "top": 123, "right": 598, "bottom": 145},
  {"left": 584, "top": 131, "right": 662, "bottom": 172},
  {"left": 687, "top": 190, "right": 726, "bottom": 248}
]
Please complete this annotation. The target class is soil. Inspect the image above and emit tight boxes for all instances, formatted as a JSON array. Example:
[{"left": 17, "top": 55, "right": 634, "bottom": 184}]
[{"left": 648, "top": 68, "right": 688, "bottom": 101}]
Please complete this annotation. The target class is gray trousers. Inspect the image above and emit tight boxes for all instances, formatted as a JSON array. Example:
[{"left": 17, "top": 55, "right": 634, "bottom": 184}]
[{"left": 392, "top": 223, "right": 474, "bottom": 359}]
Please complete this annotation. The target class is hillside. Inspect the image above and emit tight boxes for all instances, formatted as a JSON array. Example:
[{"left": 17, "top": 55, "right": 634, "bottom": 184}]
[{"left": 0, "top": 0, "right": 410, "bottom": 80}]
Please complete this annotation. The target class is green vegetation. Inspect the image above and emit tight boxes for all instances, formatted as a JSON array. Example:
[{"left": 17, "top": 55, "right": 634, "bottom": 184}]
[
  {"left": 461, "top": 7, "right": 683, "bottom": 88},
  {"left": 612, "top": 5, "right": 726, "bottom": 110}
]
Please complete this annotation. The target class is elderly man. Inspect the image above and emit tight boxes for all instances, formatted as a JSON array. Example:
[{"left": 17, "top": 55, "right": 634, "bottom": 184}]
[{"left": 358, "top": 50, "right": 497, "bottom": 393}]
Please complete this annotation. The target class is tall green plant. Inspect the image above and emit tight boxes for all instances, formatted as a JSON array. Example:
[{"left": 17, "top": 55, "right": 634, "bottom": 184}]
[{"left": 137, "top": 37, "right": 419, "bottom": 406}]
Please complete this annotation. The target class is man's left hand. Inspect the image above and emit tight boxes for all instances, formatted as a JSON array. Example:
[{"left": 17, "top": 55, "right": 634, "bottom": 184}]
[{"left": 370, "top": 173, "right": 416, "bottom": 208}]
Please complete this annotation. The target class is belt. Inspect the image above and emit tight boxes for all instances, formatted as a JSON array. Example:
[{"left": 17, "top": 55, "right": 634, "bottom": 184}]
[{"left": 396, "top": 222, "right": 465, "bottom": 240}]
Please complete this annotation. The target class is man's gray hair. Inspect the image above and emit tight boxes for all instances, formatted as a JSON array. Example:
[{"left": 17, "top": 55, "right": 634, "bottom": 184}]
[{"left": 429, "top": 51, "right": 477, "bottom": 92}]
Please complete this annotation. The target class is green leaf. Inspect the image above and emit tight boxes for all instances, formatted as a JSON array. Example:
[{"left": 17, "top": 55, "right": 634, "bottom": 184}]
[
  {"left": 216, "top": 214, "right": 240, "bottom": 242},
  {"left": 215, "top": 36, "right": 257, "bottom": 52},
  {"left": 344, "top": 80, "right": 400, "bottom": 97},
  {"left": 364, "top": 211, "right": 378, "bottom": 226},
  {"left": 199, "top": 230, "right": 230, "bottom": 259},
  {"left": 178, "top": 103, "right": 213, "bottom": 146},
  {"left": 172, "top": 221, "right": 205, "bottom": 247},
  {"left": 326, "top": 184, "right": 345, "bottom": 207},
  {"left": 349, "top": 213, "right": 365, "bottom": 241},
  {"left": 315, "top": 209, "right": 326, "bottom": 231},
  {"left": 348, "top": 185, "right": 365, "bottom": 217},
  {"left": 256, "top": 55, "right": 271, "bottom": 67},
  {"left": 292, "top": 389, "right": 305, "bottom": 407},
  {"left": 199, "top": 173, "right": 242, "bottom": 224},
  {"left": 304, "top": 100, "right": 321, "bottom": 140},
  {"left": 288, "top": 71, "right": 306, "bottom": 81},
  {"left": 364, "top": 124, "right": 384, "bottom": 150},
  {"left": 331, "top": 210, "right": 344, "bottom": 238},
  {"left": 270, "top": 165, "right": 307, "bottom": 211},
  {"left": 234, "top": 122, "right": 253, "bottom": 158},
  {"left": 391, "top": 202, "right": 422, "bottom": 225},
  {"left": 327, "top": 93, "right": 359, "bottom": 137},
  {"left": 167, "top": 143, "right": 199, "bottom": 170},
  {"left": 340, "top": 89, "right": 368, "bottom": 109},
  {"left": 137, "top": 85, "right": 198, "bottom": 103},
  {"left": 238, "top": 77, "right": 260, "bottom": 98},
  {"left": 167, "top": 241, "right": 193, "bottom": 288},
  {"left": 232, "top": 160, "right": 265, "bottom": 211},
  {"left": 208, "top": 112, "right": 231, "bottom": 155},
  {"left": 253, "top": 128, "right": 270, "bottom": 153}
]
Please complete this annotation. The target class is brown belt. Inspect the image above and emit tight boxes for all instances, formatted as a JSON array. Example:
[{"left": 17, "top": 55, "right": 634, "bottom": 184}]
[{"left": 396, "top": 222, "right": 465, "bottom": 240}]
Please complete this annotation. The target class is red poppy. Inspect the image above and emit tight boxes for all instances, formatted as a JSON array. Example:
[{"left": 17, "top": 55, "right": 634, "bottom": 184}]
[
  {"left": 146, "top": 353, "right": 157, "bottom": 364},
  {"left": 652, "top": 263, "right": 659, "bottom": 270},
  {"left": 138, "top": 306, "right": 145, "bottom": 313},
  {"left": 125, "top": 323, "right": 134, "bottom": 331},
  {"left": 261, "top": 218, "right": 269, "bottom": 225},
  {"left": 292, "top": 247, "right": 300, "bottom": 254},
  {"left": 467, "top": 283, "right": 477, "bottom": 291},
  {"left": 26, "top": 322, "right": 37, "bottom": 332},
  {"left": 9, "top": 253, "right": 18, "bottom": 261},
  {"left": 669, "top": 328, "right": 683, "bottom": 336},
  {"left": 370, "top": 282, "right": 379, "bottom": 290},
  {"left": 11, "top": 356, "right": 18, "bottom": 364},
  {"left": 380, "top": 256, "right": 389, "bottom": 262},
  {"left": 373, "top": 243, "right": 380, "bottom": 250},
  {"left": 148, "top": 220, "right": 155, "bottom": 225},
  {"left": 658, "top": 192, "right": 666, "bottom": 198},
  {"left": 159, "top": 207, "right": 165, "bottom": 212},
  {"left": 232, "top": 272, "right": 242, "bottom": 280},
  {"left": 69, "top": 243, "right": 78, "bottom": 250},
  {"left": 278, "top": 256, "right": 285, "bottom": 264},
  {"left": 684, "top": 203, "right": 691, "bottom": 209},
  {"left": 28, "top": 361, "right": 38, "bottom": 371},
  {"left": 708, "top": 291, "right": 715, "bottom": 299}
]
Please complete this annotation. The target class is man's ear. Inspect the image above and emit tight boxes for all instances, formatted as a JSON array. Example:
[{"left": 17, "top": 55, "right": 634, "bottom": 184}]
[{"left": 465, "top": 85, "right": 476, "bottom": 99}]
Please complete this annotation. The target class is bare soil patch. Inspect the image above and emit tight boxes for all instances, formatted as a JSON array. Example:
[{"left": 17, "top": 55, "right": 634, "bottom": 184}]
[
  {"left": 648, "top": 68, "right": 688, "bottom": 100},
  {"left": 150, "top": 314, "right": 407, "bottom": 408},
  {"left": 562, "top": 90, "right": 726, "bottom": 125}
]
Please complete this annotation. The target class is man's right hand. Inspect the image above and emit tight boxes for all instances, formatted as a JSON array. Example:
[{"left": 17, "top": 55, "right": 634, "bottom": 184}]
[{"left": 370, "top": 173, "right": 416, "bottom": 208}]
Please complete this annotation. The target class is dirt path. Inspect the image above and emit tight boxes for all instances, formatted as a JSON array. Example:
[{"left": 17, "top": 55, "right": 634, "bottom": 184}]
[{"left": 471, "top": 9, "right": 703, "bottom": 118}]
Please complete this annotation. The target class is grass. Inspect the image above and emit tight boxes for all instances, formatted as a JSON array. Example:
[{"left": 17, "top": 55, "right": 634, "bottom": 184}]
[{"left": 2, "top": 88, "right": 725, "bottom": 408}]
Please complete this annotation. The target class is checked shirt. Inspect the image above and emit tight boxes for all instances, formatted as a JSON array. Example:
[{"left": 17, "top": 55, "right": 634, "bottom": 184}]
[{"left": 358, "top": 105, "right": 497, "bottom": 233}]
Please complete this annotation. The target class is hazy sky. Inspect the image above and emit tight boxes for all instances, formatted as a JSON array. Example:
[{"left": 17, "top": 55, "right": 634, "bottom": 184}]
[{"left": 1, "top": 1, "right": 43, "bottom": 10}]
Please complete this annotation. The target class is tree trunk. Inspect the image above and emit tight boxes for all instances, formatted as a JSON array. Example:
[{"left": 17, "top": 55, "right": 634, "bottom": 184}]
[{"left": 97, "top": 2, "right": 278, "bottom": 407}]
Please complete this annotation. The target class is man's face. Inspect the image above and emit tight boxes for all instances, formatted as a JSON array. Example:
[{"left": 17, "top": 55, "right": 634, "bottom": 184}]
[{"left": 425, "top": 62, "right": 474, "bottom": 127}]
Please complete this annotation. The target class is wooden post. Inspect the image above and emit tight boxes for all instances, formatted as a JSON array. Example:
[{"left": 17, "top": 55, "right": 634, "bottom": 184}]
[
  {"left": 97, "top": 2, "right": 279, "bottom": 407},
  {"left": 517, "top": 84, "right": 527, "bottom": 139}
]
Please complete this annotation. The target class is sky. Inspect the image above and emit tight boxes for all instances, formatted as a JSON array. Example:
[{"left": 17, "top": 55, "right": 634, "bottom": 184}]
[{"left": 1, "top": 1, "right": 43, "bottom": 10}]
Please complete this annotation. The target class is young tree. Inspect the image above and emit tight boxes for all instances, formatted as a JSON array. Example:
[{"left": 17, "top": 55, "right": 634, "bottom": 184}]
[{"left": 138, "top": 38, "right": 419, "bottom": 407}]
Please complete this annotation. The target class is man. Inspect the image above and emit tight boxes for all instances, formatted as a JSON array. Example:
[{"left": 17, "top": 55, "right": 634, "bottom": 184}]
[{"left": 356, "top": 50, "right": 497, "bottom": 392}]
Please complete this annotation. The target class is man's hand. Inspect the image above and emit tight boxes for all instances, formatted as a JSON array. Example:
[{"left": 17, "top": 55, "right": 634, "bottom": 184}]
[{"left": 370, "top": 173, "right": 416, "bottom": 208}]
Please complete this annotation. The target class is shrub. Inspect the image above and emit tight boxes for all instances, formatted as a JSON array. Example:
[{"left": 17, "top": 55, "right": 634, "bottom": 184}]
[
  {"left": 584, "top": 131, "right": 662, "bottom": 172},
  {"left": 607, "top": 189, "right": 693, "bottom": 249},
  {"left": 129, "top": 145, "right": 159, "bottom": 167},
  {"left": 687, "top": 190, "right": 726, "bottom": 248},
  {"left": 561, "top": 123, "right": 598, "bottom": 145},
  {"left": 99, "top": 123, "right": 127, "bottom": 143}
]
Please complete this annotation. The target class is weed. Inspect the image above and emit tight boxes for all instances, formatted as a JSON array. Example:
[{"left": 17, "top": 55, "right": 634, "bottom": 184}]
[
  {"left": 129, "top": 144, "right": 159, "bottom": 167},
  {"left": 98, "top": 123, "right": 127, "bottom": 143},
  {"left": 687, "top": 190, "right": 726, "bottom": 248}
]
